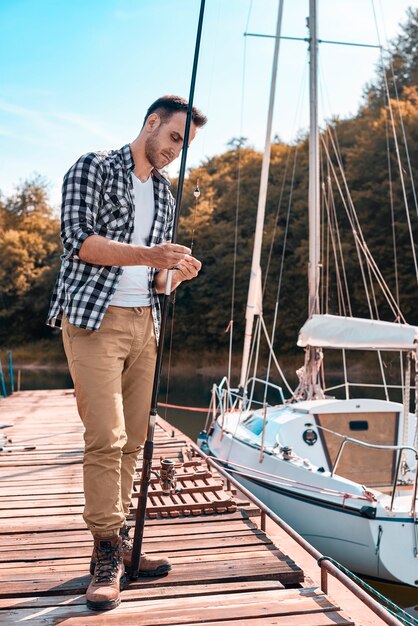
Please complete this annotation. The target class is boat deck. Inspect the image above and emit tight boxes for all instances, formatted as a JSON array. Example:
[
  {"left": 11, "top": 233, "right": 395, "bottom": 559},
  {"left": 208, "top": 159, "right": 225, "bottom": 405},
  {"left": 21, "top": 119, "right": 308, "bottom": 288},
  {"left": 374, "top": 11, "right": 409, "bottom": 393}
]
[{"left": 0, "top": 389, "right": 362, "bottom": 625}]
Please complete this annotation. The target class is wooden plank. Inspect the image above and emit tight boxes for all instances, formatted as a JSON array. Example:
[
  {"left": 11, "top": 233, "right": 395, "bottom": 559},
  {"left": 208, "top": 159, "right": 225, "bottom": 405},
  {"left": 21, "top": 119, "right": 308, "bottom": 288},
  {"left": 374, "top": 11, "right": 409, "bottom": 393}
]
[
  {"left": 0, "top": 580, "right": 286, "bottom": 609},
  {"left": 179, "top": 615, "right": 354, "bottom": 626},
  {"left": 0, "top": 533, "right": 273, "bottom": 561},
  {"left": 0, "top": 519, "right": 260, "bottom": 544},
  {"left": 0, "top": 546, "right": 280, "bottom": 572},
  {"left": 0, "top": 588, "right": 344, "bottom": 626},
  {"left": 0, "top": 558, "right": 303, "bottom": 596}
]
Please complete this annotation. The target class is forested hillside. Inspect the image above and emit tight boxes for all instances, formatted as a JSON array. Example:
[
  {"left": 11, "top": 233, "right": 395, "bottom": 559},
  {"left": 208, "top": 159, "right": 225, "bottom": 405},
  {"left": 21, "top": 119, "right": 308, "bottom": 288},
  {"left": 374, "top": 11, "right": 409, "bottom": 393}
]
[{"left": 1, "top": 9, "right": 417, "bottom": 362}]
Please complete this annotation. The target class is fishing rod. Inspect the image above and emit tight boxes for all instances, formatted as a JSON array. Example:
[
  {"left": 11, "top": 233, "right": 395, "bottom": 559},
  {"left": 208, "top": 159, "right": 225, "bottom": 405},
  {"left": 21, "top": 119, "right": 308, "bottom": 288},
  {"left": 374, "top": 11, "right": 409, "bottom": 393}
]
[{"left": 129, "top": 0, "right": 206, "bottom": 580}]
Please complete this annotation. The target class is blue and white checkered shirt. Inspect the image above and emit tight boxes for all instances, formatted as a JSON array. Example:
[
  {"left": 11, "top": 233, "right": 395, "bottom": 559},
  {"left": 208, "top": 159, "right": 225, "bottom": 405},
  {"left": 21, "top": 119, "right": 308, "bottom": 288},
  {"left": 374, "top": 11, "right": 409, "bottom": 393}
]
[{"left": 47, "top": 144, "right": 174, "bottom": 343}]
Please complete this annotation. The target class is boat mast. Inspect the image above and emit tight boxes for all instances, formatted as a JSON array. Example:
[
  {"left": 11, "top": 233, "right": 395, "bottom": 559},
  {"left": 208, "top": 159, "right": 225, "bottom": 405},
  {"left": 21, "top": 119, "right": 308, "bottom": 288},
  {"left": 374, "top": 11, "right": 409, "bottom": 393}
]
[
  {"left": 239, "top": 0, "right": 284, "bottom": 391},
  {"left": 293, "top": 0, "right": 324, "bottom": 401},
  {"left": 308, "top": 0, "right": 320, "bottom": 317},
  {"left": 301, "top": 0, "right": 324, "bottom": 400}
]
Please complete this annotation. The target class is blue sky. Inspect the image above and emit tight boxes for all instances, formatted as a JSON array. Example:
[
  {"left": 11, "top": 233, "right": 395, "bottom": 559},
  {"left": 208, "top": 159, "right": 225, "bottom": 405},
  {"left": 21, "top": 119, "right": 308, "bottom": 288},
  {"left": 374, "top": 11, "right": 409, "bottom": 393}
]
[{"left": 0, "top": 0, "right": 416, "bottom": 208}]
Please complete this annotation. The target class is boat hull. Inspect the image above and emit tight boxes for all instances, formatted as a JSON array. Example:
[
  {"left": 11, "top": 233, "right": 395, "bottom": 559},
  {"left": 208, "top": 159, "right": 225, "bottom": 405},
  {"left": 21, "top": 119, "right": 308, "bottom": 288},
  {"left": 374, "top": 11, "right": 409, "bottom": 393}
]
[{"left": 208, "top": 424, "right": 418, "bottom": 588}]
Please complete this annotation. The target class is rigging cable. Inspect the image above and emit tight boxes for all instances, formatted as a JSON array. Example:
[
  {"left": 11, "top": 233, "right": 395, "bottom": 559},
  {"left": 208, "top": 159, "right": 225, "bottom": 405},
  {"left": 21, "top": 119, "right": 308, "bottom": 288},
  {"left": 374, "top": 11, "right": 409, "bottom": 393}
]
[
  {"left": 262, "top": 145, "right": 299, "bottom": 402},
  {"left": 322, "top": 130, "right": 377, "bottom": 318},
  {"left": 376, "top": 0, "right": 418, "bottom": 220},
  {"left": 371, "top": 0, "right": 418, "bottom": 285},
  {"left": 227, "top": 0, "right": 254, "bottom": 386},
  {"left": 261, "top": 54, "right": 309, "bottom": 297},
  {"left": 323, "top": 173, "right": 347, "bottom": 316},
  {"left": 317, "top": 60, "right": 386, "bottom": 320},
  {"left": 318, "top": 61, "right": 371, "bottom": 319},
  {"left": 321, "top": 134, "right": 407, "bottom": 323},
  {"left": 373, "top": 0, "right": 409, "bottom": 402},
  {"left": 259, "top": 56, "right": 309, "bottom": 399}
]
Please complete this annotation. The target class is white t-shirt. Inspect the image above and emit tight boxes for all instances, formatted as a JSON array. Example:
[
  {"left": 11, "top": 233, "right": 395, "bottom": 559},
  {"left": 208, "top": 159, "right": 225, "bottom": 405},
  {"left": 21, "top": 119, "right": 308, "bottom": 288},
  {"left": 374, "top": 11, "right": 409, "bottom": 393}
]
[{"left": 111, "top": 173, "right": 155, "bottom": 306}]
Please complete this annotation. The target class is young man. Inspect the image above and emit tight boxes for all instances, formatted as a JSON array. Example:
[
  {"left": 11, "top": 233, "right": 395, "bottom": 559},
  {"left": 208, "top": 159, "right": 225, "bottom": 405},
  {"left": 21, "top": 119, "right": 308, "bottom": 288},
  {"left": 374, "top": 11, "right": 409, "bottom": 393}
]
[{"left": 47, "top": 95, "right": 207, "bottom": 611}]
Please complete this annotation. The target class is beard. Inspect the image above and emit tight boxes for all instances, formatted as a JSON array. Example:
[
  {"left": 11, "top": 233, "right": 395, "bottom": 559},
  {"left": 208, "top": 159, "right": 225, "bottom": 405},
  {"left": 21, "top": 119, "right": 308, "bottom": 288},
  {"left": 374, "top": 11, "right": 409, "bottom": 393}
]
[{"left": 145, "top": 132, "right": 169, "bottom": 170}]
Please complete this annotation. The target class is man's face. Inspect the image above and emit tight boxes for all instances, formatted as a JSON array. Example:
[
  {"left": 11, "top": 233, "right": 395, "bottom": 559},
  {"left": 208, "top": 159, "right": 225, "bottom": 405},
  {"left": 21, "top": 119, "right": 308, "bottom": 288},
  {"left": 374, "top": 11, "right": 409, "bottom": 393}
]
[{"left": 145, "top": 111, "right": 198, "bottom": 170}]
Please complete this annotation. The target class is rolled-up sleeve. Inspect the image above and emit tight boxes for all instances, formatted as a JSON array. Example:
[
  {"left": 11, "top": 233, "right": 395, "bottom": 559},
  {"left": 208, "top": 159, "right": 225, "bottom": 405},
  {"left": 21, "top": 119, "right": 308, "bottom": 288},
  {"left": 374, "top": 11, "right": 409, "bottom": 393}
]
[{"left": 60, "top": 153, "right": 104, "bottom": 259}]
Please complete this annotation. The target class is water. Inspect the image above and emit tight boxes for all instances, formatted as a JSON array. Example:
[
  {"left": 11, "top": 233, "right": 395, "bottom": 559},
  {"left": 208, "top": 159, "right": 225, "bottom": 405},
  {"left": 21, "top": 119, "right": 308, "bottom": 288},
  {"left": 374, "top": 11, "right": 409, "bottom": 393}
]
[{"left": 3, "top": 365, "right": 418, "bottom": 618}]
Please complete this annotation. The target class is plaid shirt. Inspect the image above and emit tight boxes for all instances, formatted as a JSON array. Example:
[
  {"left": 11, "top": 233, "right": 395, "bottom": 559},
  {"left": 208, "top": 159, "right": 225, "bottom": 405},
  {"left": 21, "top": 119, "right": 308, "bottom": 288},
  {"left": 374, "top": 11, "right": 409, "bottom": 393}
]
[{"left": 47, "top": 144, "right": 175, "bottom": 343}]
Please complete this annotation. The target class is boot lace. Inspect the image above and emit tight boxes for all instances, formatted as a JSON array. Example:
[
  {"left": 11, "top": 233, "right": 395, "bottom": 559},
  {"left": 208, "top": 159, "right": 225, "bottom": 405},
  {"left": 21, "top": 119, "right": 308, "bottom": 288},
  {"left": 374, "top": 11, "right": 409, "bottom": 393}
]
[
  {"left": 119, "top": 525, "right": 133, "bottom": 552},
  {"left": 94, "top": 543, "right": 121, "bottom": 584},
  {"left": 119, "top": 525, "right": 147, "bottom": 558}
]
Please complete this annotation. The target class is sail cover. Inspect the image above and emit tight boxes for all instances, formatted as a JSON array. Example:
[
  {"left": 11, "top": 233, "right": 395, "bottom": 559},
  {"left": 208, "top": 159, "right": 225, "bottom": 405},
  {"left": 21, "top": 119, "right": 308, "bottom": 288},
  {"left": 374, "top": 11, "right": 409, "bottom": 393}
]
[{"left": 297, "top": 314, "right": 418, "bottom": 351}]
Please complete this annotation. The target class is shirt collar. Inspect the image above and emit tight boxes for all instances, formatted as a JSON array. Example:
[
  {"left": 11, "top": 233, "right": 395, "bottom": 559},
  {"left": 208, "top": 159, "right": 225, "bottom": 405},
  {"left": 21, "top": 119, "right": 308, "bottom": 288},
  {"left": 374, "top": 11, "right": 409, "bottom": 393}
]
[
  {"left": 152, "top": 168, "right": 171, "bottom": 186},
  {"left": 121, "top": 144, "right": 135, "bottom": 173},
  {"left": 123, "top": 143, "right": 171, "bottom": 187}
]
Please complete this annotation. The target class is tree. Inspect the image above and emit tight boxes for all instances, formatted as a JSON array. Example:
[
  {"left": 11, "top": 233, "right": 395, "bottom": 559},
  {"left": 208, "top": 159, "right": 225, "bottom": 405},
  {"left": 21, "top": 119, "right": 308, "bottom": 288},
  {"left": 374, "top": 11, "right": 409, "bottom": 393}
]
[
  {"left": 365, "top": 8, "right": 418, "bottom": 110},
  {"left": 0, "top": 179, "right": 60, "bottom": 344}
]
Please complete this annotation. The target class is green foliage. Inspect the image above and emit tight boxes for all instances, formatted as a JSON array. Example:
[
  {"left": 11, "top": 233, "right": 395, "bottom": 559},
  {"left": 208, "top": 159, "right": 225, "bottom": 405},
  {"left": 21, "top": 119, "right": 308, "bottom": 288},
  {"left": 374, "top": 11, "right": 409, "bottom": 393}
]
[
  {"left": 0, "top": 178, "right": 60, "bottom": 345},
  {"left": 365, "top": 8, "right": 418, "bottom": 110}
]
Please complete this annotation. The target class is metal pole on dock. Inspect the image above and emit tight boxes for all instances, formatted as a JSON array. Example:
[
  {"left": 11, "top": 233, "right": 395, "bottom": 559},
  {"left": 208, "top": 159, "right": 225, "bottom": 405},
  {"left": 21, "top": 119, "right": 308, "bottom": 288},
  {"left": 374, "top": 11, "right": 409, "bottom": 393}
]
[
  {"left": 129, "top": 0, "right": 206, "bottom": 579},
  {"left": 7, "top": 352, "right": 14, "bottom": 394},
  {"left": 0, "top": 360, "right": 7, "bottom": 398}
]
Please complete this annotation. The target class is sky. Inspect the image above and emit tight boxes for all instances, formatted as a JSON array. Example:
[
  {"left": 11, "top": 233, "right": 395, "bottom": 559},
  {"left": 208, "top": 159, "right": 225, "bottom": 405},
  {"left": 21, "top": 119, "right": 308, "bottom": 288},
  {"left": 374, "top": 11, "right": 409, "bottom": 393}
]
[{"left": 0, "top": 0, "right": 417, "bottom": 208}]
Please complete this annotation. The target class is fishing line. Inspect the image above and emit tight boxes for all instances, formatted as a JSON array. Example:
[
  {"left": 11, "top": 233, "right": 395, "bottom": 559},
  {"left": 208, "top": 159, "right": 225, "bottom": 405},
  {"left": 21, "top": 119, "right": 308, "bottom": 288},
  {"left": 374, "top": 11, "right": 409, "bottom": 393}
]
[
  {"left": 189, "top": 181, "right": 201, "bottom": 254},
  {"left": 163, "top": 180, "right": 201, "bottom": 422}
]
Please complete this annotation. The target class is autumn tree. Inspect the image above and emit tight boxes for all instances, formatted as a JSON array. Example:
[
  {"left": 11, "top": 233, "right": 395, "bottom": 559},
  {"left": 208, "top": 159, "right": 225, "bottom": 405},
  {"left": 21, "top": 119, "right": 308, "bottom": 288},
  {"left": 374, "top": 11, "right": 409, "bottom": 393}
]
[{"left": 0, "top": 178, "right": 60, "bottom": 344}]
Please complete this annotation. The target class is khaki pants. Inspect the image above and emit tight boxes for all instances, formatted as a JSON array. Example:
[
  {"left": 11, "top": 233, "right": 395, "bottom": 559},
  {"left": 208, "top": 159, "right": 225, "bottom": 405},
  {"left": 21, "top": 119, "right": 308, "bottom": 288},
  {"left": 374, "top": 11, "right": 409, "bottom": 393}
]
[{"left": 62, "top": 306, "right": 157, "bottom": 535}]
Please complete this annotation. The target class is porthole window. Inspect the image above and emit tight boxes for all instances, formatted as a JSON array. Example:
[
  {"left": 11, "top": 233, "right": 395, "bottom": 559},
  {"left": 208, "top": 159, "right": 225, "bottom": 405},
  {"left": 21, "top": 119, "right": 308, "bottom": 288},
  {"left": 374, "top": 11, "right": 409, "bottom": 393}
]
[
  {"left": 349, "top": 420, "right": 369, "bottom": 431},
  {"left": 303, "top": 428, "right": 318, "bottom": 446}
]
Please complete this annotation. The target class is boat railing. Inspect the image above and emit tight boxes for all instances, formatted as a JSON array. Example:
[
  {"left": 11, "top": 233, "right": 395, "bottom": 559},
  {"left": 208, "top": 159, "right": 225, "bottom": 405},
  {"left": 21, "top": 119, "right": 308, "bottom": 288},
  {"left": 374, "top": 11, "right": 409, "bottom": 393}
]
[
  {"left": 192, "top": 443, "right": 406, "bottom": 626},
  {"left": 325, "top": 381, "right": 416, "bottom": 396},
  {"left": 214, "top": 377, "right": 284, "bottom": 413},
  {"left": 318, "top": 424, "right": 418, "bottom": 514},
  {"left": 213, "top": 377, "right": 240, "bottom": 413},
  {"left": 244, "top": 377, "right": 285, "bottom": 409}
]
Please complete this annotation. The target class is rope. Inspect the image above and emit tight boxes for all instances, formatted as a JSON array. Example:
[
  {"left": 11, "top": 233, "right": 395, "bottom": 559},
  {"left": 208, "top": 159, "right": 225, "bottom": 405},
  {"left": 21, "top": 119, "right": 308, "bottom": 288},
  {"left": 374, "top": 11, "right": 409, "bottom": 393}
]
[
  {"left": 159, "top": 401, "right": 209, "bottom": 413},
  {"left": 205, "top": 454, "right": 376, "bottom": 503},
  {"left": 318, "top": 555, "right": 418, "bottom": 626}
]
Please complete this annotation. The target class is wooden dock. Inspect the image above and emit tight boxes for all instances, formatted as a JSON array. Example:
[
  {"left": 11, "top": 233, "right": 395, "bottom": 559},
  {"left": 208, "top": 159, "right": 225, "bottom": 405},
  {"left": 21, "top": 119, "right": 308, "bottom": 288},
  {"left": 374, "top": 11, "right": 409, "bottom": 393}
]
[{"left": 0, "top": 389, "right": 372, "bottom": 625}]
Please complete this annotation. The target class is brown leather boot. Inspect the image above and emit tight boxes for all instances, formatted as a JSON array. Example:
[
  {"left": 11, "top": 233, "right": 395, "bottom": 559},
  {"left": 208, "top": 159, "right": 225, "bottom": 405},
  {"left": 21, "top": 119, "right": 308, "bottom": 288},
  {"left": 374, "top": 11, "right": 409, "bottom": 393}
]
[
  {"left": 86, "top": 535, "right": 126, "bottom": 611},
  {"left": 90, "top": 525, "right": 171, "bottom": 577}
]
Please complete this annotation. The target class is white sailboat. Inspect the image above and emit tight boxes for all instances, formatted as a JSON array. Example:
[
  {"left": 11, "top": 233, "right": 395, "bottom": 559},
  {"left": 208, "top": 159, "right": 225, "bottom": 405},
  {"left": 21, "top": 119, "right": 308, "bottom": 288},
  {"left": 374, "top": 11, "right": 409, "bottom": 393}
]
[{"left": 200, "top": 0, "right": 418, "bottom": 588}]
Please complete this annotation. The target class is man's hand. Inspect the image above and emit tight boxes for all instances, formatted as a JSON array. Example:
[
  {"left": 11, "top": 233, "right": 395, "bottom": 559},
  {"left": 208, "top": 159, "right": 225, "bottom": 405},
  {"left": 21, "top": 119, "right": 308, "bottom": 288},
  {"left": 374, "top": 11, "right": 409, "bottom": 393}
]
[
  {"left": 153, "top": 253, "right": 202, "bottom": 293},
  {"left": 173, "top": 254, "right": 202, "bottom": 281},
  {"left": 142, "top": 243, "right": 191, "bottom": 269}
]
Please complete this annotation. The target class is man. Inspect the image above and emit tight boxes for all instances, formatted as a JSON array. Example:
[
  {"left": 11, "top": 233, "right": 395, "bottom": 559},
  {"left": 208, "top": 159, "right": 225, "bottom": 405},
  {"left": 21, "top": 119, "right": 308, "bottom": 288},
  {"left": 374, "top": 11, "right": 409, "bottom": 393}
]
[{"left": 47, "top": 95, "right": 207, "bottom": 611}]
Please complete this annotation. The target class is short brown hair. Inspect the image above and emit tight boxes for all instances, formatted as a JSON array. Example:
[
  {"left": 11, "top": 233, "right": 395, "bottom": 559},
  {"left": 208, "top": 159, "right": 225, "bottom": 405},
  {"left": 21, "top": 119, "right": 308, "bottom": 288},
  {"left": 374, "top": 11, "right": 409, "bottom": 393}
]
[{"left": 144, "top": 95, "right": 207, "bottom": 128}]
